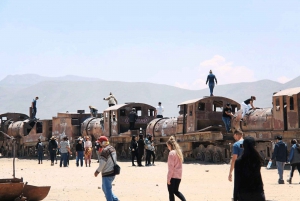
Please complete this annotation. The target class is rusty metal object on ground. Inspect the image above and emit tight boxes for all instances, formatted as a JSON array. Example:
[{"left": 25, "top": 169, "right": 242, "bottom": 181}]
[{"left": 23, "top": 185, "right": 51, "bottom": 201}]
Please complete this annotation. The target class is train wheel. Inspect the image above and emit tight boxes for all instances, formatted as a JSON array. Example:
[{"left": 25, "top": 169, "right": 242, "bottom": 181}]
[
  {"left": 212, "top": 150, "right": 222, "bottom": 163},
  {"left": 204, "top": 149, "right": 213, "bottom": 162}
]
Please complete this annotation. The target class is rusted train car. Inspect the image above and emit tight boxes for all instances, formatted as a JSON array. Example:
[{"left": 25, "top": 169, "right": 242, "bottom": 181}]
[
  {"left": 147, "top": 96, "right": 240, "bottom": 162},
  {"left": 81, "top": 103, "right": 156, "bottom": 158},
  {"left": 0, "top": 112, "right": 52, "bottom": 157}
]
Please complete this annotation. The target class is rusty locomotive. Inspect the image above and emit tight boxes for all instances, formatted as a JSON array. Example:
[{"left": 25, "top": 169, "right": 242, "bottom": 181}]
[{"left": 1, "top": 87, "right": 300, "bottom": 163}]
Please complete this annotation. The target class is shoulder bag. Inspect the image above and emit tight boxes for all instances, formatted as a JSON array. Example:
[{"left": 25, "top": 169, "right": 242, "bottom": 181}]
[{"left": 109, "top": 150, "right": 121, "bottom": 175}]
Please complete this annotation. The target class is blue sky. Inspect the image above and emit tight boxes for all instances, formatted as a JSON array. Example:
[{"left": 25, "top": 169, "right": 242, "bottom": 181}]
[{"left": 0, "top": 0, "right": 299, "bottom": 89}]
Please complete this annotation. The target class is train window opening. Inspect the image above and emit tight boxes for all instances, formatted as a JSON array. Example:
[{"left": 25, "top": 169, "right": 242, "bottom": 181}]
[
  {"left": 290, "top": 97, "right": 294, "bottom": 110},
  {"left": 198, "top": 102, "right": 205, "bottom": 111},
  {"left": 36, "top": 122, "right": 43, "bottom": 133},
  {"left": 212, "top": 101, "right": 223, "bottom": 112},
  {"left": 231, "top": 104, "right": 237, "bottom": 113},
  {"left": 120, "top": 109, "right": 126, "bottom": 116},
  {"left": 133, "top": 107, "right": 142, "bottom": 116},
  {"left": 2, "top": 117, "right": 7, "bottom": 121},
  {"left": 71, "top": 118, "right": 79, "bottom": 125},
  {"left": 189, "top": 105, "right": 193, "bottom": 116},
  {"left": 148, "top": 109, "right": 154, "bottom": 116}
]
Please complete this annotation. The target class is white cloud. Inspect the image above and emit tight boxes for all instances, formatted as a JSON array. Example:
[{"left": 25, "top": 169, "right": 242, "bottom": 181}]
[
  {"left": 175, "top": 55, "right": 255, "bottom": 90},
  {"left": 277, "top": 76, "right": 292, "bottom": 84}
]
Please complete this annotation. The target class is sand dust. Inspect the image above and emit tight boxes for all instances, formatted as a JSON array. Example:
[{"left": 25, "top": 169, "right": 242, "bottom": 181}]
[{"left": 0, "top": 158, "right": 298, "bottom": 201}]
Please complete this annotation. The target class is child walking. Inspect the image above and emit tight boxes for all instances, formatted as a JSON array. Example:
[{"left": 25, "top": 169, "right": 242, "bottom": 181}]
[{"left": 166, "top": 136, "right": 186, "bottom": 201}]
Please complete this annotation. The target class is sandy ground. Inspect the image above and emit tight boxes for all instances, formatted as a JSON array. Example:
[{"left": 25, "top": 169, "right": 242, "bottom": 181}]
[{"left": 0, "top": 158, "right": 299, "bottom": 201}]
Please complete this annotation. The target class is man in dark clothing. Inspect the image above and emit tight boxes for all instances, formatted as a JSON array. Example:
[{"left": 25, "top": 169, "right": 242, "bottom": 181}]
[
  {"left": 128, "top": 108, "right": 138, "bottom": 130},
  {"left": 206, "top": 70, "right": 217, "bottom": 96},
  {"left": 48, "top": 136, "right": 58, "bottom": 166},
  {"left": 222, "top": 103, "right": 234, "bottom": 133},
  {"left": 130, "top": 135, "right": 138, "bottom": 166},
  {"left": 32, "top": 96, "right": 39, "bottom": 119},
  {"left": 270, "top": 135, "right": 288, "bottom": 184},
  {"left": 137, "top": 134, "right": 145, "bottom": 167},
  {"left": 36, "top": 139, "right": 43, "bottom": 164}
]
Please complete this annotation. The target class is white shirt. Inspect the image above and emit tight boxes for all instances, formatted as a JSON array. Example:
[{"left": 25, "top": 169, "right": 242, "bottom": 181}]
[
  {"left": 156, "top": 105, "right": 164, "bottom": 115},
  {"left": 84, "top": 140, "right": 92, "bottom": 148}
]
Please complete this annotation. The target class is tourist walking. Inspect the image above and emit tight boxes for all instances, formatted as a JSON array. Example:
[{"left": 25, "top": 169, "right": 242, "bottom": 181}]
[
  {"left": 206, "top": 70, "right": 217, "bottom": 96},
  {"left": 36, "top": 139, "right": 43, "bottom": 164},
  {"left": 270, "top": 135, "right": 288, "bottom": 184},
  {"left": 48, "top": 136, "right": 58, "bottom": 166},
  {"left": 166, "top": 136, "right": 186, "bottom": 201},
  {"left": 234, "top": 136, "right": 265, "bottom": 201},
  {"left": 228, "top": 131, "right": 244, "bottom": 182},
  {"left": 94, "top": 136, "right": 119, "bottom": 201},
  {"left": 76, "top": 138, "right": 84, "bottom": 167},
  {"left": 287, "top": 139, "right": 300, "bottom": 184}
]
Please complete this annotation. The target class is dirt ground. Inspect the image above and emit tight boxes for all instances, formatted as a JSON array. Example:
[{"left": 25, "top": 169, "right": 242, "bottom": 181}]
[{"left": 0, "top": 158, "right": 299, "bottom": 201}]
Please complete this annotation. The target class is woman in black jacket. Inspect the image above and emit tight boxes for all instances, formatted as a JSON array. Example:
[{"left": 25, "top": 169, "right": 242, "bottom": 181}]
[
  {"left": 130, "top": 135, "right": 138, "bottom": 166},
  {"left": 234, "top": 136, "right": 265, "bottom": 201}
]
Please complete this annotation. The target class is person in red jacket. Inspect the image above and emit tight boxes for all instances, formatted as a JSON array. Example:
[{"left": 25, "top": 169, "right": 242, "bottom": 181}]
[{"left": 166, "top": 136, "right": 186, "bottom": 201}]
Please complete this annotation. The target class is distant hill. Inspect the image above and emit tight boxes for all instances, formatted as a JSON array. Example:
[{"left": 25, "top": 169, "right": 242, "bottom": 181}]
[{"left": 0, "top": 75, "right": 299, "bottom": 119}]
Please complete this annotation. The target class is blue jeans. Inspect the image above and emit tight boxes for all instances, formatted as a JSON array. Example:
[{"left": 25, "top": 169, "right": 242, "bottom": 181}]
[
  {"left": 222, "top": 117, "right": 231, "bottom": 132},
  {"left": 60, "top": 153, "right": 68, "bottom": 167},
  {"left": 276, "top": 161, "right": 285, "bottom": 180},
  {"left": 209, "top": 83, "right": 214, "bottom": 96},
  {"left": 76, "top": 151, "right": 83, "bottom": 167},
  {"left": 102, "top": 176, "right": 118, "bottom": 201}
]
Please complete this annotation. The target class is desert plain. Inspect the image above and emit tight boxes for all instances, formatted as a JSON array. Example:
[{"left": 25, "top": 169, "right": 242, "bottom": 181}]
[{"left": 0, "top": 158, "right": 299, "bottom": 201}]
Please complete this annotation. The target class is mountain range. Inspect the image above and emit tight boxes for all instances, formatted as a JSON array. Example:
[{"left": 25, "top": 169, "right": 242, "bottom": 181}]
[{"left": 0, "top": 74, "right": 299, "bottom": 119}]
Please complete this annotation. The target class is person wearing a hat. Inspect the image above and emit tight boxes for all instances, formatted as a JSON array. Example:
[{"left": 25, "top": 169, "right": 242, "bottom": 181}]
[
  {"left": 128, "top": 108, "right": 138, "bottom": 131},
  {"left": 270, "top": 135, "right": 288, "bottom": 184},
  {"left": 48, "top": 136, "right": 58, "bottom": 166},
  {"left": 222, "top": 103, "right": 234, "bottom": 133},
  {"left": 94, "top": 136, "right": 119, "bottom": 201},
  {"left": 206, "top": 70, "right": 217, "bottom": 96},
  {"left": 76, "top": 138, "right": 84, "bottom": 167}
]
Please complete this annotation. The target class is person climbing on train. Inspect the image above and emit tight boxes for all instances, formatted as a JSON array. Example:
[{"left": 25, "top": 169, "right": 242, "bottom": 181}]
[
  {"left": 166, "top": 136, "right": 186, "bottom": 201},
  {"left": 31, "top": 96, "right": 39, "bottom": 119},
  {"left": 270, "top": 135, "right": 288, "bottom": 184},
  {"left": 137, "top": 134, "right": 145, "bottom": 167},
  {"left": 48, "top": 136, "right": 58, "bottom": 166},
  {"left": 240, "top": 96, "right": 256, "bottom": 121},
  {"left": 222, "top": 103, "right": 234, "bottom": 133},
  {"left": 130, "top": 135, "right": 138, "bottom": 166},
  {"left": 36, "top": 138, "right": 43, "bottom": 164},
  {"left": 155, "top": 102, "right": 164, "bottom": 118},
  {"left": 128, "top": 108, "right": 138, "bottom": 131},
  {"left": 89, "top": 106, "right": 98, "bottom": 117},
  {"left": 84, "top": 136, "right": 93, "bottom": 167},
  {"left": 206, "top": 70, "right": 217, "bottom": 96},
  {"left": 103, "top": 92, "right": 118, "bottom": 107},
  {"left": 287, "top": 139, "right": 300, "bottom": 184},
  {"left": 76, "top": 137, "right": 84, "bottom": 167}
]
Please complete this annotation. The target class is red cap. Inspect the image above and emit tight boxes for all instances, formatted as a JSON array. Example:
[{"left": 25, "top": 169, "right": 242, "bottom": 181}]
[{"left": 98, "top": 136, "right": 108, "bottom": 142}]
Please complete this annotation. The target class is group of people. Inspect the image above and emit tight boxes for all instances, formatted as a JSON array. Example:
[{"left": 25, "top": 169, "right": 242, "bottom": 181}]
[{"left": 130, "top": 134, "right": 156, "bottom": 166}]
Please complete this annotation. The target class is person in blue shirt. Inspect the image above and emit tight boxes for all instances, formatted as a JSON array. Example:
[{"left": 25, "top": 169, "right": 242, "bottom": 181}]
[
  {"left": 206, "top": 70, "right": 217, "bottom": 96},
  {"left": 31, "top": 96, "right": 39, "bottom": 119},
  {"left": 287, "top": 139, "right": 300, "bottom": 184},
  {"left": 228, "top": 131, "right": 244, "bottom": 182}
]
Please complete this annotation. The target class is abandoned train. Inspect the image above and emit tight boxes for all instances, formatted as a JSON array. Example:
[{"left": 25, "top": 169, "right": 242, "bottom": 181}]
[{"left": 1, "top": 87, "right": 300, "bottom": 163}]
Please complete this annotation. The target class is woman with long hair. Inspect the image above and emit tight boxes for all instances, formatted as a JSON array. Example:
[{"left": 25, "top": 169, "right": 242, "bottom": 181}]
[
  {"left": 166, "top": 136, "right": 186, "bottom": 201},
  {"left": 287, "top": 139, "right": 300, "bottom": 184},
  {"left": 234, "top": 136, "right": 265, "bottom": 201}
]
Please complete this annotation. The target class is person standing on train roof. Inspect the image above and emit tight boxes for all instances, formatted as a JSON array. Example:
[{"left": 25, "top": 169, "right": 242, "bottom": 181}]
[
  {"left": 89, "top": 106, "right": 98, "bottom": 117},
  {"left": 228, "top": 131, "right": 244, "bottom": 183},
  {"left": 31, "top": 96, "right": 39, "bottom": 119},
  {"left": 103, "top": 92, "right": 118, "bottom": 107},
  {"left": 222, "top": 103, "right": 234, "bottom": 133},
  {"left": 240, "top": 96, "right": 256, "bottom": 121},
  {"left": 155, "top": 102, "right": 164, "bottom": 118},
  {"left": 206, "top": 70, "right": 217, "bottom": 96}
]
